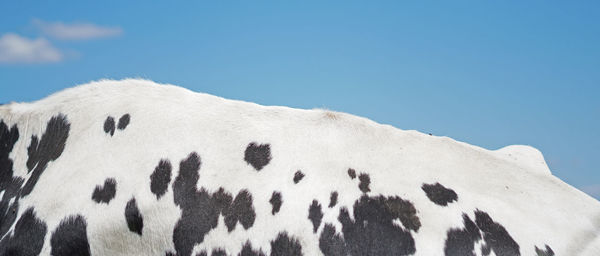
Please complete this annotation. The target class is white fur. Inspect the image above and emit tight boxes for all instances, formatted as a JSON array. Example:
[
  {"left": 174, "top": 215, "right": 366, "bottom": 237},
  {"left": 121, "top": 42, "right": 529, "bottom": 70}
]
[{"left": 1, "top": 79, "right": 599, "bottom": 256}]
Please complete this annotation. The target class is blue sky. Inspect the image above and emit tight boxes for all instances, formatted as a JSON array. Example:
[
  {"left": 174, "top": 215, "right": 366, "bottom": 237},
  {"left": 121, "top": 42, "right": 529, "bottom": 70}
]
[{"left": 1, "top": 1, "right": 599, "bottom": 199}]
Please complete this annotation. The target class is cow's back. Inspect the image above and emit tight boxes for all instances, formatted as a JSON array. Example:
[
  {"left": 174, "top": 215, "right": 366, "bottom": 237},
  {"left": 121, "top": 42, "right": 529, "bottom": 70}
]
[{"left": 1, "top": 79, "right": 599, "bottom": 256}]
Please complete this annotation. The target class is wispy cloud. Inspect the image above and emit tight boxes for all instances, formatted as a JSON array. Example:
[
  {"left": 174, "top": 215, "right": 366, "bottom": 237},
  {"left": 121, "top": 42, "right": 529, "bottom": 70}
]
[
  {"left": 581, "top": 184, "right": 600, "bottom": 199},
  {"left": 0, "top": 33, "right": 62, "bottom": 64},
  {"left": 1, "top": 19, "right": 122, "bottom": 64},
  {"left": 33, "top": 19, "right": 123, "bottom": 40}
]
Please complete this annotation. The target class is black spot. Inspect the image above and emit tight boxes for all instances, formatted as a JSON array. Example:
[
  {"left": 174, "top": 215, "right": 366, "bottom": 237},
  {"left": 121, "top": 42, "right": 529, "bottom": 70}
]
[
  {"left": 125, "top": 197, "right": 144, "bottom": 235},
  {"left": 308, "top": 200, "right": 323, "bottom": 233},
  {"left": 422, "top": 182, "right": 458, "bottom": 206},
  {"left": 444, "top": 210, "right": 521, "bottom": 256},
  {"left": 347, "top": 168, "right": 356, "bottom": 179},
  {"left": 0, "top": 197, "right": 21, "bottom": 240},
  {"left": 0, "top": 117, "right": 69, "bottom": 251},
  {"left": 211, "top": 248, "right": 227, "bottom": 256},
  {"left": 212, "top": 187, "right": 233, "bottom": 214},
  {"left": 165, "top": 251, "right": 176, "bottom": 256},
  {"left": 0, "top": 120, "right": 18, "bottom": 165},
  {"left": 385, "top": 196, "right": 421, "bottom": 231},
  {"left": 50, "top": 215, "right": 91, "bottom": 256},
  {"left": 173, "top": 152, "right": 202, "bottom": 207},
  {"left": 239, "top": 241, "right": 266, "bottom": 256},
  {"left": 293, "top": 170, "right": 304, "bottom": 184},
  {"left": 224, "top": 190, "right": 256, "bottom": 232},
  {"left": 535, "top": 245, "right": 554, "bottom": 256},
  {"left": 117, "top": 114, "right": 131, "bottom": 130},
  {"left": 319, "top": 224, "right": 347, "bottom": 256},
  {"left": 336, "top": 195, "right": 420, "bottom": 256},
  {"left": 150, "top": 159, "right": 172, "bottom": 199},
  {"left": 244, "top": 142, "right": 271, "bottom": 171},
  {"left": 482, "top": 244, "right": 491, "bottom": 256},
  {"left": 444, "top": 214, "right": 481, "bottom": 256},
  {"left": 269, "top": 191, "right": 282, "bottom": 215},
  {"left": 171, "top": 154, "right": 257, "bottom": 256},
  {"left": 22, "top": 114, "right": 70, "bottom": 197},
  {"left": 1, "top": 114, "right": 67, "bottom": 236},
  {"left": 196, "top": 252, "right": 207, "bottom": 256},
  {"left": 270, "top": 232, "right": 303, "bottom": 256},
  {"left": 171, "top": 152, "right": 257, "bottom": 256},
  {"left": 328, "top": 191, "right": 338, "bottom": 208},
  {"left": 172, "top": 152, "right": 218, "bottom": 256},
  {"left": 0, "top": 207, "right": 47, "bottom": 256},
  {"left": 0, "top": 120, "right": 25, "bottom": 239},
  {"left": 358, "top": 173, "right": 371, "bottom": 193},
  {"left": 91, "top": 178, "right": 117, "bottom": 204},
  {"left": 474, "top": 210, "right": 520, "bottom": 256},
  {"left": 104, "top": 116, "right": 116, "bottom": 136}
]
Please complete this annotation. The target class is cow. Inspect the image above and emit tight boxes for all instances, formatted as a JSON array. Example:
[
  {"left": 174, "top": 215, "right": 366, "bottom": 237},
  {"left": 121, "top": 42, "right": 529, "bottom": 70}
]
[{"left": 0, "top": 79, "right": 598, "bottom": 256}]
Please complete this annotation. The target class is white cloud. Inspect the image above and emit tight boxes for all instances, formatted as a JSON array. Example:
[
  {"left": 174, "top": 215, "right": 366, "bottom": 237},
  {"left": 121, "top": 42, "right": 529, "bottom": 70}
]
[
  {"left": 0, "top": 33, "right": 63, "bottom": 64},
  {"left": 33, "top": 19, "right": 123, "bottom": 40}
]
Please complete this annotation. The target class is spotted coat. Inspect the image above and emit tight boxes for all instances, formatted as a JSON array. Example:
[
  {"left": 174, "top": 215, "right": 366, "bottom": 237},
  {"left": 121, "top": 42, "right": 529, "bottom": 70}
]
[{"left": 0, "top": 79, "right": 599, "bottom": 256}]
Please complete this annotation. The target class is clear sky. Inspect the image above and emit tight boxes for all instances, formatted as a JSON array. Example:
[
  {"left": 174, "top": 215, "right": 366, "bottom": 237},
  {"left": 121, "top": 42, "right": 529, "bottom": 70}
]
[{"left": 1, "top": 1, "right": 599, "bottom": 199}]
